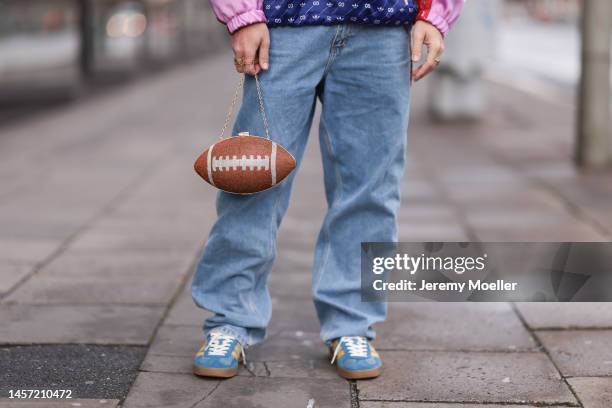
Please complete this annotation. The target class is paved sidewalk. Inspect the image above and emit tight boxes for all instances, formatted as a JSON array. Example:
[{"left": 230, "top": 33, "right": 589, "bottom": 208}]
[{"left": 0, "top": 52, "right": 612, "bottom": 407}]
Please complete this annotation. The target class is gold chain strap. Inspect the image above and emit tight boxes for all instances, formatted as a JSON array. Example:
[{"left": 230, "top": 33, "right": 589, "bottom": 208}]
[
  {"left": 254, "top": 74, "right": 270, "bottom": 139},
  {"left": 219, "top": 75, "right": 243, "bottom": 139},
  {"left": 219, "top": 74, "right": 270, "bottom": 140}
]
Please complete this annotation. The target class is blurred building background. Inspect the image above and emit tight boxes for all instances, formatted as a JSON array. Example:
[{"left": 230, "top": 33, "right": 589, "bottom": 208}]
[
  {"left": 0, "top": 0, "right": 226, "bottom": 101},
  {"left": 430, "top": 0, "right": 611, "bottom": 168}
]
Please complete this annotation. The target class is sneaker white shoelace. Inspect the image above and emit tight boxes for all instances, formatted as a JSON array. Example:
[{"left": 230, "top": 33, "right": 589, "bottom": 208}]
[
  {"left": 331, "top": 336, "right": 369, "bottom": 364},
  {"left": 205, "top": 332, "right": 246, "bottom": 364}
]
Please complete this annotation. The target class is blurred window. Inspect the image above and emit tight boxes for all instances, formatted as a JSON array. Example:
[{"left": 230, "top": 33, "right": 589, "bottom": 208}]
[{"left": 0, "top": 1, "right": 76, "bottom": 37}]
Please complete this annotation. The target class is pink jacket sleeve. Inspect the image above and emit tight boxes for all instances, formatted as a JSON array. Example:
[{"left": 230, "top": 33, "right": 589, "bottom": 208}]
[
  {"left": 209, "top": 0, "right": 267, "bottom": 33},
  {"left": 417, "top": 0, "right": 465, "bottom": 37},
  {"left": 209, "top": 0, "right": 464, "bottom": 36}
]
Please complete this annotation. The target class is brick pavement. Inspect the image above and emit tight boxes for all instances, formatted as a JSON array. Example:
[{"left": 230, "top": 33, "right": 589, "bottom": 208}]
[{"left": 1, "top": 52, "right": 612, "bottom": 407}]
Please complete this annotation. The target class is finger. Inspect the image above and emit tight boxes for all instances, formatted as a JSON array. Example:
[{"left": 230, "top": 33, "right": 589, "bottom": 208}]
[
  {"left": 413, "top": 60, "right": 436, "bottom": 82},
  {"left": 233, "top": 51, "right": 245, "bottom": 74},
  {"left": 411, "top": 27, "right": 425, "bottom": 63},
  {"left": 413, "top": 40, "right": 444, "bottom": 82},
  {"left": 251, "top": 59, "right": 261, "bottom": 75},
  {"left": 244, "top": 60, "right": 259, "bottom": 75},
  {"left": 426, "top": 40, "right": 443, "bottom": 67},
  {"left": 259, "top": 34, "right": 270, "bottom": 70},
  {"left": 243, "top": 50, "right": 258, "bottom": 76},
  {"left": 436, "top": 42, "right": 445, "bottom": 61},
  {"left": 245, "top": 58, "right": 261, "bottom": 75}
]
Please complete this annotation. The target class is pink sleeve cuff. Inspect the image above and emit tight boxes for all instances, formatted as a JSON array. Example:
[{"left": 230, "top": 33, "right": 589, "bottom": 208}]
[
  {"left": 226, "top": 9, "right": 267, "bottom": 33},
  {"left": 419, "top": 14, "right": 450, "bottom": 37},
  {"left": 416, "top": 0, "right": 464, "bottom": 37}
]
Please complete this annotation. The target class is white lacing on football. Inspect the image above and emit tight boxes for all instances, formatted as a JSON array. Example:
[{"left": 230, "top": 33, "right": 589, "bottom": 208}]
[
  {"left": 331, "top": 336, "right": 369, "bottom": 364},
  {"left": 271, "top": 142, "right": 277, "bottom": 185},
  {"left": 205, "top": 332, "right": 246, "bottom": 363},
  {"left": 212, "top": 155, "right": 270, "bottom": 172}
]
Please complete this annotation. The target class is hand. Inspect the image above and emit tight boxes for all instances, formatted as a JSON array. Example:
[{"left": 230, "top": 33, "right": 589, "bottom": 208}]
[
  {"left": 411, "top": 20, "right": 445, "bottom": 82},
  {"left": 231, "top": 23, "right": 270, "bottom": 75}
]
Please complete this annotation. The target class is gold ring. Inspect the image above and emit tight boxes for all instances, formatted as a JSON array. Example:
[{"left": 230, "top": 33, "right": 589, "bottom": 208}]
[{"left": 234, "top": 57, "right": 245, "bottom": 66}]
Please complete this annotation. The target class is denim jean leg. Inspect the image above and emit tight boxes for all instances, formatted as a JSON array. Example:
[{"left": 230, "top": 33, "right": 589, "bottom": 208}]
[
  {"left": 192, "top": 26, "right": 335, "bottom": 347},
  {"left": 312, "top": 26, "right": 412, "bottom": 344}
]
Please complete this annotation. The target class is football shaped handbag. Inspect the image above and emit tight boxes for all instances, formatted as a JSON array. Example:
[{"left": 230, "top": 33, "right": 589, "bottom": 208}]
[{"left": 194, "top": 74, "right": 296, "bottom": 195}]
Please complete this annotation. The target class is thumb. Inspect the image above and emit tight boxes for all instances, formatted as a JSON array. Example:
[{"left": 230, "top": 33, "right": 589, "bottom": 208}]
[{"left": 259, "top": 34, "right": 270, "bottom": 70}]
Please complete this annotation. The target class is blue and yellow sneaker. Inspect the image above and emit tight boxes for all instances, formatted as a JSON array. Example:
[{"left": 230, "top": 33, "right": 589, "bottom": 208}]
[
  {"left": 330, "top": 336, "right": 382, "bottom": 379},
  {"left": 193, "top": 332, "right": 245, "bottom": 378}
]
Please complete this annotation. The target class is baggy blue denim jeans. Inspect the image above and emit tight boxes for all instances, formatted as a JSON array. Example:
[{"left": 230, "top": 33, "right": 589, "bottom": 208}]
[{"left": 192, "top": 24, "right": 411, "bottom": 347}]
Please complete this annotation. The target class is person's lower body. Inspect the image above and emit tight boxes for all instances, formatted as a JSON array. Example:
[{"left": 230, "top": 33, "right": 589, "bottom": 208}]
[{"left": 192, "top": 24, "right": 411, "bottom": 377}]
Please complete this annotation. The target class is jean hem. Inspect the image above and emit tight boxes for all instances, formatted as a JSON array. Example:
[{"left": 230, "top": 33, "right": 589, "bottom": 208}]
[{"left": 321, "top": 331, "right": 376, "bottom": 346}]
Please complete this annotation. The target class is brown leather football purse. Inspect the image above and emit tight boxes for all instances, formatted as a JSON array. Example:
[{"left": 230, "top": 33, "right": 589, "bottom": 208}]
[{"left": 194, "top": 74, "right": 295, "bottom": 195}]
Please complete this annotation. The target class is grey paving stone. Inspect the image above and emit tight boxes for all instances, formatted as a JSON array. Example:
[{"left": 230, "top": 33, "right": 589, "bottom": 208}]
[
  {"left": 465, "top": 210, "right": 573, "bottom": 229},
  {"left": 473, "top": 221, "right": 608, "bottom": 242},
  {"left": 246, "top": 331, "right": 327, "bottom": 363},
  {"left": 397, "top": 204, "right": 457, "bottom": 224},
  {"left": 0, "top": 399, "right": 119, "bottom": 408},
  {"left": 193, "top": 376, "right": 351, "bottom": 408},
  {"left": 516, "top": 302, "right": 612, "bottom": 329},
  {"left": 109, "top": 204, "right": 204, "bottom": 224},
  {"left": 0, "top": 239, "right": 58, "bottom": 264},
  {"left": 140, "top": 354, "right": 193, "bottom": 374},
  {"left": 4, "top": 277, "right": 181, "bottom": 306},
  {"left": 121, "top": 372, "right": 218, "bottom": 408},
  {"left": 279, "top": 217, "right": 322, "bottom": 239},
  {"left": 5, "top": 252, "right": 194, "bottom": 305},
  {"left": 537, "top": 330, "right": 612, "bottom": 376},
  {"left": 443, "top": 184, "right": 542, "bottom": 207},
  {"left": 164, "top": 292, "right": 211, "bottom": 327},
  {"left": 147, "top": 326, "right": 202, "bottom": 356},
  {"left": 68, "top": 224, "right": 201, "bottom": 252},
  {"left": 360, "top": 403, "right": 568, "bottom": 408},
  {"left": 268, "top": 270, "right": 312, "bottom": 299},
  {"left": 91, "top": 218, "right": 205, "bottom": 242},
  {"left": 399, "top": 181, "right": 440, "bottom": 203},
  {"left": 265, "top": 360, "right": 338, "bottom": 379},
  {"left": 275, "top": 233, "right": 318, "bottom": 255},
  {"left": 111, "top": 174, "right": 212, "bottom": 209},
  {"left": 568, "top": 377, "right": 612, "bottom": 408},
  {"left": 357, "top": 351, "right": 576, "bottom": 404},
  {"left": 271, "top": 247, "right": 314, "bottom": 269},
  {"left": 438, "top": 166, "right": 524, "bottom": 187},
  {"left": 34, "top": 252, "right": 195, "bottom": 280},
  {"left": 267, "top": 298, "right": 320, "bottom": 334},
  {"left": 0, "top": 304, "right": 164, "bottom": 345},
  {"left": 376, "top": 303, "right": 536, "bottom": 351},
  {"left": 0, "top": 185, "right": 106, "bottom": 215},
  {"left": 0, "top": 263, "right": 33, "bottom": 295},
  {"left": 140, "top": 354, "right": 265, "bottom": 377},
  {"left": 584, "top": 207, "right": 612, "bottom": 234},
  {"left": 244, "top": 361, "right": 270, "bottom": 377},
  {"left": 0, "top": 212, "right": 82, "bottom": 241},
  {"left": 397, "top": 223, "right": 469, "bottom": 242}
]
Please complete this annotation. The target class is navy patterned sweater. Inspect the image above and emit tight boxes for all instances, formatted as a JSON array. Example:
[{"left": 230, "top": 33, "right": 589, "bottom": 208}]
[{"left": 263, "top": 0, "right": 419, "bottom": 28}]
